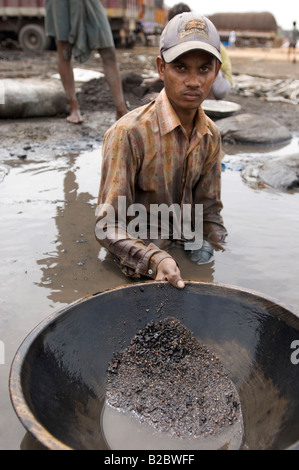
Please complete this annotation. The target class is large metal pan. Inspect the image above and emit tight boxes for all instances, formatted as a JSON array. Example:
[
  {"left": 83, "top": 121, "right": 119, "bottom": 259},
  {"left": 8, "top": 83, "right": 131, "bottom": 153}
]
[{"left": 9, "top": 281, "right": 299, "bottom": 450}]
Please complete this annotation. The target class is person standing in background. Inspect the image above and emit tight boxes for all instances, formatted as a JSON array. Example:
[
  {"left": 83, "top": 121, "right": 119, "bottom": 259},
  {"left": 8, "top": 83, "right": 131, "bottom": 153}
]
[
  {"left": 288, "top": 21, "right": 299, "bottom": 63},
  {"left": 228, "top": 30, "right": 236, "bottom": 48},
  {"left": 167, "top": 2, "right": 191, "bottom": 21},
  {"left": 209, "top": 42, "right": 233, "bottom": 100},
  {"left": 45, "top": 0, "right": 128, "bottom": 124}
]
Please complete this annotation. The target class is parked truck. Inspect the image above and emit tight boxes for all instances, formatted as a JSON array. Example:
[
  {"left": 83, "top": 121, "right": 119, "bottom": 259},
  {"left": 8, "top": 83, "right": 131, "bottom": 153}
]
[
  {"left": 0, "top": 0, "right": 166, "bottom": 52},
  {"left": 138, "top": 0, "right": 165, "bottom": 37},
  {"left": 101, "top": 0, "right": 139, "bottom": 47},
  {"left": 0, "top": 0, "right": 50, "bottom": 51},
  {"left": 208, "top": 12, "right": 278, "bottom": 47}
]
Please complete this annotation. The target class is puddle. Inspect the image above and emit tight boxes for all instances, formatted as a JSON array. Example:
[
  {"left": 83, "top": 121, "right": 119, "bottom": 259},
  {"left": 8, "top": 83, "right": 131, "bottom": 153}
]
[
  {"left": 1, "top": 140, "right": 299, "bottom": 449},
  {"left": 222, "top": 132, "right": 299, "bottom": 169}
]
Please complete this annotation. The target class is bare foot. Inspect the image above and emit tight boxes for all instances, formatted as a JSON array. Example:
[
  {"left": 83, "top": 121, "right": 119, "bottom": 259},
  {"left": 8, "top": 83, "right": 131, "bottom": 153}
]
[
  {"left": 67, "top": 108, "right": 83, "bottom": 124},
  {"left": 66, "top": 99, "right": 83, "bottom": 124}
]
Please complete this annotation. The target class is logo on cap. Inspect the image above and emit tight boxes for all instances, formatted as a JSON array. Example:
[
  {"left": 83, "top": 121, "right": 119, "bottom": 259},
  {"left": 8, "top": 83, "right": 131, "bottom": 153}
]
[{"left": 178, "top": 19, "right": 209, "bottom": 41}]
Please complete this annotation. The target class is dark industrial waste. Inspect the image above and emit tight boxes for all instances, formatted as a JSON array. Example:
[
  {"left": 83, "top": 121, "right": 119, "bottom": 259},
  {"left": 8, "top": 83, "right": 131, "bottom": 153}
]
[
  {"left": 9, "top": 281, "right": 299, "bottom": 450},
  {"left": 106, "top": 317, "right": 242, "bottom": 443}
]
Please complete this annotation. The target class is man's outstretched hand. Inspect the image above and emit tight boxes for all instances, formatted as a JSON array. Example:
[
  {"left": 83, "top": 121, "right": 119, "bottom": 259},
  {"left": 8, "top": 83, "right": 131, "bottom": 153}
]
[{"left": 155, "top": 258, "right": 185, "bottom": 289}]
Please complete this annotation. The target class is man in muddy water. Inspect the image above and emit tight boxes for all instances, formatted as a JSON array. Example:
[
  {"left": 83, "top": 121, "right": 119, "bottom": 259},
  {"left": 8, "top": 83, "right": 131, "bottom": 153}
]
[
  {"left": 45, "top": 0, "right": 127, "bottom": 124},
  {"left": 95, "top": 12, "right": 227, "bottom": 289}
]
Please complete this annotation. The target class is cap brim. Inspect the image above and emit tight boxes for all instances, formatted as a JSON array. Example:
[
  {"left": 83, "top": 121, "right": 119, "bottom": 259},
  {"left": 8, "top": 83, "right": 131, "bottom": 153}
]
[{"left": 162, "top": 40, "right": 222, "bottom": 64}]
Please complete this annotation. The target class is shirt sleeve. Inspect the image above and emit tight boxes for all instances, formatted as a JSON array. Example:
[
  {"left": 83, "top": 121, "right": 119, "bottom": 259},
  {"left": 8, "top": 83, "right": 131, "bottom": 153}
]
[
  {"left": 193, "top": 133, "right": 228, "bottom": 250},
  {"left": 95, "top": 125, "right": 172, "bottom": 278}
]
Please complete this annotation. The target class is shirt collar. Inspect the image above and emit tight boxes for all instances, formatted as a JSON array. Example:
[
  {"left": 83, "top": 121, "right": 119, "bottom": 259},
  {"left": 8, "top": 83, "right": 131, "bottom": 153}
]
[{"left": 155, "top": 88, "right": 213, "bottom": 138}]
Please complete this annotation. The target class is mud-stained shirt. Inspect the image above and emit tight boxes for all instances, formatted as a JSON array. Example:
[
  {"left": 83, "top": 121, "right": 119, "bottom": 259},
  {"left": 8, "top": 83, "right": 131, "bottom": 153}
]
[{"left": 95, "top": 88, "right": 227, "bottom": 279}]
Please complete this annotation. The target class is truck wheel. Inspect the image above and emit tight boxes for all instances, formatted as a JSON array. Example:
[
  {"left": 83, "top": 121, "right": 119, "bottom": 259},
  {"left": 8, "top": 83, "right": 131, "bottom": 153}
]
[{"left": 18, "top": 24, "right": 50, "bottom": 52}]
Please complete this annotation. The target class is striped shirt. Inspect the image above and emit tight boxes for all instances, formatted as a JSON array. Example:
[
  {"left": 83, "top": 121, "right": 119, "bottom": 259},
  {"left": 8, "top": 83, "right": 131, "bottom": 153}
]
[{"left": 96, "top": 88, "right": 227, "bottom": 279}]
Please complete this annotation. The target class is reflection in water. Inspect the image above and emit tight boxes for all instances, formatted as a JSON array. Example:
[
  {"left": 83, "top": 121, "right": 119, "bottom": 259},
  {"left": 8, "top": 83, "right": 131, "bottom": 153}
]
[
  {"left": 240, "top": 365, "right": 288, "bottom": 449},
  {"left": 37, "top": 167, "right": 100, "bottom": 304},
  {"left": 37, "top": 152, "right": 131, "bottom": 305}
]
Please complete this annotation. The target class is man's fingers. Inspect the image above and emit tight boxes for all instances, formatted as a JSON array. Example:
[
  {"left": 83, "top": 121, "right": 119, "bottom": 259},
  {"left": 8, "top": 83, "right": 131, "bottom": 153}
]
[
  {"left": 156, "top": 274, "right": 185, "bottom": 289},
  {"left": 176, "top": 279, "right": 185, "bottom": 289},
  {"left": 155, "top": 258, "right": 185, "bottom": 289},
  {"left": 167, "top": 273, "right": 185, "bottom": 289}
]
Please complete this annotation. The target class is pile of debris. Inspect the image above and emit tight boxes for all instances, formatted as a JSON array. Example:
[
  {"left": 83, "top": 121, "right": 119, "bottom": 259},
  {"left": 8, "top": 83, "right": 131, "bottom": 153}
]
[
  {"left": 233, "top": 74, "right": 299, "bottom": 105},
  {"left": 106, "top": 317, "right": 242, "bottom": 441}
]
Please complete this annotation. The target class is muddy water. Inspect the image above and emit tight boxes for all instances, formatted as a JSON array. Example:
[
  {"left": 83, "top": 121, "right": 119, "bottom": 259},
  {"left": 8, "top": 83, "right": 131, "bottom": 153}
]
[
  {"left": 1, "top": 138, "right": 299, "bottom": 449},
  {"left": 101, "top": 403, "right": 243, "bottom": 450}
]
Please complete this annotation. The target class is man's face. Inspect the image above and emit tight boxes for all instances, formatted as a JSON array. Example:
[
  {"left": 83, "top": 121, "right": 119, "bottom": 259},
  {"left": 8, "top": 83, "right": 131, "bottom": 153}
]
[{"left": 157, "top": 49, "right": 221, "bottom": 114}]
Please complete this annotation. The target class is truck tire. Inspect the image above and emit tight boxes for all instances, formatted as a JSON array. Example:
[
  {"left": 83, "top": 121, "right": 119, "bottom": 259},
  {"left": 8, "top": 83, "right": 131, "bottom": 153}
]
[{"left": 18, "top": 24, "right": 50, "bottom": 52}]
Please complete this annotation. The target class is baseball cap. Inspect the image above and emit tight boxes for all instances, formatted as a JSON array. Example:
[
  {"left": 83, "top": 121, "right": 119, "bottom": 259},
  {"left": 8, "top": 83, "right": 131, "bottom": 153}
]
[{"left": 160, "top": 12, "right": 222, "bottom": 64}]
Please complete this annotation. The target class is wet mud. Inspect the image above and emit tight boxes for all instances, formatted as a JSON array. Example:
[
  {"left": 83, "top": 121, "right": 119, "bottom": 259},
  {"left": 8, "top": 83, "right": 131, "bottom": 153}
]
[{"left": 106, "top": 317, "right": 242, "bottom": 444}]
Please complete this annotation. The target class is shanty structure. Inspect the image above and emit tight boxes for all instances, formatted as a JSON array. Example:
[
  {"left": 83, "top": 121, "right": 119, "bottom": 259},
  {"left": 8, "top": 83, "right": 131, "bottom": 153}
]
[{"left": 208, "top": 12, "right": 278, "bottom": 47}]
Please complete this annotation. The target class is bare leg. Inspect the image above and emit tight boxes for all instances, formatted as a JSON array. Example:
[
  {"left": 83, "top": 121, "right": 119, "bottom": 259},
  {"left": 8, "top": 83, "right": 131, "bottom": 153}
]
[
  {"left": 56, "top": 40, "right": 83, "bottom": 124},
  {"left": 98, "top": 47, "right": 128, "bottom": 120},
  {"left": 293, "top": 47, "right": 297, "bottom": 63}
]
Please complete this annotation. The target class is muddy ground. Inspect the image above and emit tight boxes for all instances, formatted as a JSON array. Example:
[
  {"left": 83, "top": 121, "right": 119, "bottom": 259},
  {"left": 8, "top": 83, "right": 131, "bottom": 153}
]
[{"left": 1, "top": 45, "right": 299, "bottom": 155}]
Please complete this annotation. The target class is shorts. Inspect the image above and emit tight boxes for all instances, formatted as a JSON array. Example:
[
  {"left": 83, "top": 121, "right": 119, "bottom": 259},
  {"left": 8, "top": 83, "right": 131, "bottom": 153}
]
[{"left": 45, "top": 0, "right": 114, "bottom": 62}]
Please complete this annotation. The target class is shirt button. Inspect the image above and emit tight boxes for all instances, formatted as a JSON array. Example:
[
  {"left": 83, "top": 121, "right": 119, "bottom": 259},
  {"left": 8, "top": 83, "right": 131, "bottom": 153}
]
[{"left": 148, "top": 269, "right": 153, "bottom": 275}]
